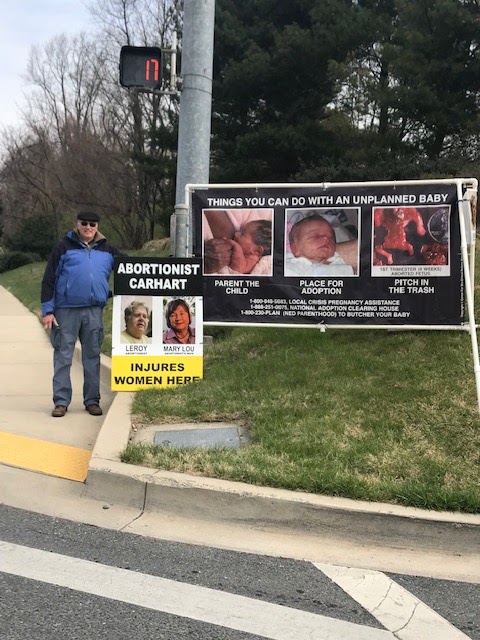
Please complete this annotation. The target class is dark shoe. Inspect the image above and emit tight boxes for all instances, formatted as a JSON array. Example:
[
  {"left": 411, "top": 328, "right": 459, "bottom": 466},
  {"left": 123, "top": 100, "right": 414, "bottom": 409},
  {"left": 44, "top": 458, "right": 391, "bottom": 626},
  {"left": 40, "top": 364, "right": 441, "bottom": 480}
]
[
  {"left": 52, "top": 405, "right": 67, "bottom": 418},
  {"left": 85, "top": 404, "right": 103, "bottom": 416}
]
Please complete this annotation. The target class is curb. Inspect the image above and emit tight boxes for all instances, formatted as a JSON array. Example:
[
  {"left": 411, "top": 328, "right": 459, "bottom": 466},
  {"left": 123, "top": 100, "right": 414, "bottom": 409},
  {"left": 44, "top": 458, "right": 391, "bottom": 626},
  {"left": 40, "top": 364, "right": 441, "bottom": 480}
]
[
  {"left": 86, "top": 462, "right": 480, "bottom": 556},
  {"left": 85, "top": 361, "right": 480, "bottom": 556}
]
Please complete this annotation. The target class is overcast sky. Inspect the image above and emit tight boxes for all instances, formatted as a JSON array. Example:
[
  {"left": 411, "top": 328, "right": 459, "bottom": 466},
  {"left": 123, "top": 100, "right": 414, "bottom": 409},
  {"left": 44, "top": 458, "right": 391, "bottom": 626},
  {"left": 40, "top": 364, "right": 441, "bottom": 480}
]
[{"left": 0, "top": 1, "right": 93, "bottom": 130}]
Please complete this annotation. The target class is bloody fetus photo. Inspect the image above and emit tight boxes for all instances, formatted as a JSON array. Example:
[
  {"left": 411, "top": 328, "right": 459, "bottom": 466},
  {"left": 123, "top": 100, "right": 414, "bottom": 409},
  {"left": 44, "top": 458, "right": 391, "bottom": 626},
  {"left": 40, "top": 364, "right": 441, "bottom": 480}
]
[
  {"left": 372, "top": 205, "right": 451, "bottom": 275},
  {"left": 373, "top": 207, "right": 426, "bottom": 265},
  {"left": 421, "top": 207, "right": 450, "bottom": 265}
]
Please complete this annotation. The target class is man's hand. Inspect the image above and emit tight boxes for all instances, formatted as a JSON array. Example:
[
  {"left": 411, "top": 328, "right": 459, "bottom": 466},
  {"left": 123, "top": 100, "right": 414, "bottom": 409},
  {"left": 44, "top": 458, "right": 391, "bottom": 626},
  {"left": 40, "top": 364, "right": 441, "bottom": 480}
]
[
  {"left": 336, "top": 239, "right": 359, "bottom": 272},
  {"left": 204, "top": 238, "right": 233, "bottom": 273},
  {"left": 43, "top": 313, "right": 58, "bottom": 330}
]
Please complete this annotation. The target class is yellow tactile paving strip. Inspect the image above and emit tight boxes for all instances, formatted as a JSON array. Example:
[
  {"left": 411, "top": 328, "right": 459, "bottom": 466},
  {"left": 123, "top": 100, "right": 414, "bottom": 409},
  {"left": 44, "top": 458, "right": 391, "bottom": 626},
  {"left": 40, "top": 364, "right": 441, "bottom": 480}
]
[{"left": 0, "top": 432, "right": 91, "bottom": 482}]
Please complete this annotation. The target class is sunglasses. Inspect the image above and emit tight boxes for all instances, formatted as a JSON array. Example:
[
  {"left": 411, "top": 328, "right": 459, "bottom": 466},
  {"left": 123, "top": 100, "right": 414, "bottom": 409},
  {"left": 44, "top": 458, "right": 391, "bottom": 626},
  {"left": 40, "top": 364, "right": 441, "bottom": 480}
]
[{"left": 79, "top": 220, "right": 97, "bottom": 227}]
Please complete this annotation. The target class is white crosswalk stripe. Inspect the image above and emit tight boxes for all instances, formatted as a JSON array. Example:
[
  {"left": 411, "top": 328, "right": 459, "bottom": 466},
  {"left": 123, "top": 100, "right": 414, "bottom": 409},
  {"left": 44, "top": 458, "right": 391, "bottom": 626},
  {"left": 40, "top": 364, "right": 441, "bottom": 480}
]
[
  {"left": 2, "top": 539, "right": 470, "bottom": 639},
  {"left": 0, "top": 540, "right": 395, "bottom": 639},
  {"left": 315, "top": 563, "right": 470, "bottom": 640}
]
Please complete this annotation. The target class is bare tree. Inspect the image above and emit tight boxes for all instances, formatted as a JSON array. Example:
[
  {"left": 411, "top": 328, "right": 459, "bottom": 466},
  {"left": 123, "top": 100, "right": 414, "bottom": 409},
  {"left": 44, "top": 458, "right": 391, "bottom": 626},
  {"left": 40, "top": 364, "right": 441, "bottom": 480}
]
[
  {"left": 0, "top": 0, "right": 181, "bottom": 249},
  {"left": 88, "top": 0, "right": 182, "bottom": 245}
]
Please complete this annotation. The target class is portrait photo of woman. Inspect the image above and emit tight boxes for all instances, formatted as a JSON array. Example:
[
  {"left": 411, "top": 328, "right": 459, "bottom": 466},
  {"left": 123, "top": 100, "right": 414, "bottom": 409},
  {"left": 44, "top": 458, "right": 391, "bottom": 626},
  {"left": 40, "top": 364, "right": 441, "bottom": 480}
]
[{"left": 163, "top": 298, "right": 196, "bottom": 345}]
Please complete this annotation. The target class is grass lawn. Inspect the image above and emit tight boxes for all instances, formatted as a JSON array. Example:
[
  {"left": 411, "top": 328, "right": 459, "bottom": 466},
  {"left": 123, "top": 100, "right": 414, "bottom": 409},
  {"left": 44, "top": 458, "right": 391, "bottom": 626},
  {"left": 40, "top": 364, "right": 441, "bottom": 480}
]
[{"left": 1, "top": 258, "right": 480, "bottom": 513}]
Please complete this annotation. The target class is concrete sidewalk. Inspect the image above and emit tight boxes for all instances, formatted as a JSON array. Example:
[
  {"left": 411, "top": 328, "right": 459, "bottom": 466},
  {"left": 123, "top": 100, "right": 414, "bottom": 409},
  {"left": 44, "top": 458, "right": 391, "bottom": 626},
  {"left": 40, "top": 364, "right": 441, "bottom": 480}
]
[
  {"left": 1, "top": 285, "right": 480, "bottom": 563},
  {"left": 0, "top": 287, "right": 115, "bottom": 479}
]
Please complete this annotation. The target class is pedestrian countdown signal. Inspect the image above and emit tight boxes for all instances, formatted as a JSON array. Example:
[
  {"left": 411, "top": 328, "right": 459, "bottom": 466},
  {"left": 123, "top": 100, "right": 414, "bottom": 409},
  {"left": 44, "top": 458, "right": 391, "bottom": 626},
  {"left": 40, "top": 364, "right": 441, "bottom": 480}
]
[{"left": 119, "top": 46, "right": 162, "bottom": 89}]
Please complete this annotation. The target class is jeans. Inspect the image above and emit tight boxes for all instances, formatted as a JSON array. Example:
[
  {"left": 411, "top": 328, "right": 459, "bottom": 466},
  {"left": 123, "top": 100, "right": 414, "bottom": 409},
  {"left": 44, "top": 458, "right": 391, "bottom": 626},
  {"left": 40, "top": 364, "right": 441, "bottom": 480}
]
[{"left": 50, "top": 306, "right": 104, "bottom": 407}]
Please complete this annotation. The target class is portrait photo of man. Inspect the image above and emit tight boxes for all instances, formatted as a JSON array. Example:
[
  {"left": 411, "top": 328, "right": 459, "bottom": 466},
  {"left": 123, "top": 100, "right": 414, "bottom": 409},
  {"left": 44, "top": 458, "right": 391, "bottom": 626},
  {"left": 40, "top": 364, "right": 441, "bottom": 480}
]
[{"left": 120, "top": 297, "right": 152, "bottom": 344}]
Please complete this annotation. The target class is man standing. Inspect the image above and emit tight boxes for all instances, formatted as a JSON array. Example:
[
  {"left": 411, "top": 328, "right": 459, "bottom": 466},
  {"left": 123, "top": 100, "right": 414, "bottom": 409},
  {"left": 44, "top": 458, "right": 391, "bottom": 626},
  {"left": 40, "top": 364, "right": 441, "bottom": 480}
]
[{"left": 41, "top": 211, "right": 124, "bottom": 417}]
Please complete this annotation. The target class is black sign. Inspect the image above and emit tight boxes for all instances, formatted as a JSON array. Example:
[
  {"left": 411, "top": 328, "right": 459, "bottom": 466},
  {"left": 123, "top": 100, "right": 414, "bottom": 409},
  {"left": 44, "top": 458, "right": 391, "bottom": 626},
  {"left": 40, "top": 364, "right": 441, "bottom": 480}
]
[
  {"left": 192, "top": 183, "right": 465, "bottom": 326},
  {"left": 114, "top": 258, "right": 203, "bottom": 296}
]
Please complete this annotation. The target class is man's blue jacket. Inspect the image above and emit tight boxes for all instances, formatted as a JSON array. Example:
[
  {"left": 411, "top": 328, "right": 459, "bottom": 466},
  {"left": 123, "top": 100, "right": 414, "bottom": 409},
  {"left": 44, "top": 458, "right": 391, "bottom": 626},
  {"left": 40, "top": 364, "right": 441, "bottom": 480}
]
[{"left": 41, "top": 231, "right": 124, "bottom": 316}]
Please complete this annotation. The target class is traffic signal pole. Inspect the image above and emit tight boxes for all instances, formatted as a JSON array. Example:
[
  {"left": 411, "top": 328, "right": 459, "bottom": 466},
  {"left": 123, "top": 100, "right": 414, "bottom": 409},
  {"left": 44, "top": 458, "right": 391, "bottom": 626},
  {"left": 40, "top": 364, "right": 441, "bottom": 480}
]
[{"left": 172, "top": 0, "right": 215, "bottom": 258}]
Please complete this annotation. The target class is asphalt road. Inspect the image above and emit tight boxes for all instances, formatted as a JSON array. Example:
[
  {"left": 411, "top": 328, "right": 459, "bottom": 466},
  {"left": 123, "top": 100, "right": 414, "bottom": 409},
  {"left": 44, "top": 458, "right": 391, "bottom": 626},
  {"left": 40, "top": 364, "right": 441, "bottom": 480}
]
[{"left": 0, "top": 505, "right": 478, "bottom": 640}]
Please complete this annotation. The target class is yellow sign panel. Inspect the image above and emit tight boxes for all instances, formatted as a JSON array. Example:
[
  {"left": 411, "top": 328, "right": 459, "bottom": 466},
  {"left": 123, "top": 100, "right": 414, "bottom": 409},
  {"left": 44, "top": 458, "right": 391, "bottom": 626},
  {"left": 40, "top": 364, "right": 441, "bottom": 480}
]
[{"left": 111, "top": 355, "right": 203, "bottom": 391}]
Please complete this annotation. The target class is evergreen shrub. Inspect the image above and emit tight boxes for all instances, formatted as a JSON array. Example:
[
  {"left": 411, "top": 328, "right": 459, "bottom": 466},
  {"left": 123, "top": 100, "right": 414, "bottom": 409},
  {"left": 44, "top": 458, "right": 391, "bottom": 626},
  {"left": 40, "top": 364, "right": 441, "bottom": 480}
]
[
  {"left": 6, "top": 213, "right": 57, "bottom": 260},
  {"left": 0, "top": 251, "right": 41, "bottom": 273}
]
